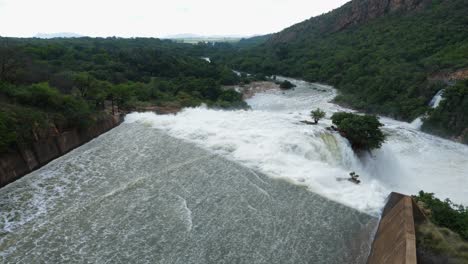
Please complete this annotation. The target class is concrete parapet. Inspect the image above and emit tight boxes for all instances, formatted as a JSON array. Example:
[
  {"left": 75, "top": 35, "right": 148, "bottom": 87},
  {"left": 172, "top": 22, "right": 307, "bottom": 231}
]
[{"left": 367, "top": 192, "right": 418, "bottom": 264}]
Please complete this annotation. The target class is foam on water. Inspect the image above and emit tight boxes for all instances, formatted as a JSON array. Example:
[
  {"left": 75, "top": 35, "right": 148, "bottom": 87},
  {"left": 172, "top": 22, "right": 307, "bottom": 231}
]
[
  {"left": 429, "top": 90, "right": 444, "bottom": 108},
  {"left": 1, "top": 78, "right": 465, "bottom": 263},
  {"left": 128, "top": 109, "right": 388, "bottom": 214},
  {"left": 126, "top": 79, "right": 468, "bottom": 215},
  {"left": 381, "top": 117, "right": 468, "bottom": 204},
  {"left": 0, "top": 123, "right": 378, "bottom": 263}
]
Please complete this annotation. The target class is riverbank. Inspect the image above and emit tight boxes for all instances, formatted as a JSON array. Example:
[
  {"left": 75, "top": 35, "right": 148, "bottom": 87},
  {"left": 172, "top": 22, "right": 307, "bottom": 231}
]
[
  {"left": 224, "top": 81, "right": 281, "bottom": 99},
  {"left": 133, "top": 105, "right": 182, "bottom": 115},
  {"left": 134, "top": 81, "right": 281, "bottom": 115},
  {"left": 0, "top": 114, "right": 123, "bottom": 188}
]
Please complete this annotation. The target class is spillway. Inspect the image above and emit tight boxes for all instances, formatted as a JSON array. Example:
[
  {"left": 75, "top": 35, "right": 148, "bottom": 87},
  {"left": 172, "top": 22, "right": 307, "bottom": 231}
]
[
  {"left": 0, "top": 123, "right": 376, "bottom": 263},
  {"left": 2, "top": 78, "right": 467, "bottom": 263}
]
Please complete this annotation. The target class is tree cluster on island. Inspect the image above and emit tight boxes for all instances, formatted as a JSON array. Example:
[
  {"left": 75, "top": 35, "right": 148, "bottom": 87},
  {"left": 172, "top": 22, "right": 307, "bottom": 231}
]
[
  {"left": 331, "top": 112, "right": 386, "bottom": 151},
  {"left": 304, "top": 108, "right": 385, "bottom": 151}
]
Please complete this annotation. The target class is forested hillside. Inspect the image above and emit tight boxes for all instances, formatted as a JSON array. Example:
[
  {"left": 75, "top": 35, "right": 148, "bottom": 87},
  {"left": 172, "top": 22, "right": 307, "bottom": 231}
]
[
  {"left": 221, "top": 0, "right": 468, "bottom": 143},
  {"left": 0, "top": 37, "right": 246, "bottom": 153}
]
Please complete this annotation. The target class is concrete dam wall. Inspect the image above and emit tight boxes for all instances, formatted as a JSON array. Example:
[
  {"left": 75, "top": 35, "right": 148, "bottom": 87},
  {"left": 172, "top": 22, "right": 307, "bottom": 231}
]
[
  {"left": 367, "top": 192, "right": 426, "bottom": 264},
  {"left": 0, "top": 114, "right": 123, "bottom": 187}
]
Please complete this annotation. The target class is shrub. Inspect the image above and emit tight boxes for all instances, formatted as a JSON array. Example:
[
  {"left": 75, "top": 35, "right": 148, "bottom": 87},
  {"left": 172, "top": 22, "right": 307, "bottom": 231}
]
[
  {"left": 311, "top": 108, "right": 326, "bottom": 124},
  {"left": 413, "top": 191, "right": 468, "bottom": 241},
  {"left": 0, "top": 112, "right": 16, "bottom": 152}
]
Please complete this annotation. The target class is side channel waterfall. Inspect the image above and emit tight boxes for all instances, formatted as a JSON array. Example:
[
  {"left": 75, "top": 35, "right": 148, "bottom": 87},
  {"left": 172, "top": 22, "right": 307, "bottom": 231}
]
[{"left": 1, "top": 78, "right": 467, "bottom": 263}]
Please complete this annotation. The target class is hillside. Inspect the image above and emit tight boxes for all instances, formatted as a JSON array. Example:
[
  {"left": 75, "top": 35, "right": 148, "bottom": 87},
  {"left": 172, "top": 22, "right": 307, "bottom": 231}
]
[
  {"left": 226, "top": 0, "right": 468, "bottom": 143},
  {"left": 268, "top": 0, "right": 431, "bottom": 43}
]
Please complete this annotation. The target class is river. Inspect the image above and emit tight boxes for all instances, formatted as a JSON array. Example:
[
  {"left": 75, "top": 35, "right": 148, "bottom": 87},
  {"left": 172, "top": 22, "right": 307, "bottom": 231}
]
[
  {"left": 127, "top": 78, "right": 468, "bottom": 213},
  {"left": 0, "top": 78, "right": 467, "bottom": 263}
]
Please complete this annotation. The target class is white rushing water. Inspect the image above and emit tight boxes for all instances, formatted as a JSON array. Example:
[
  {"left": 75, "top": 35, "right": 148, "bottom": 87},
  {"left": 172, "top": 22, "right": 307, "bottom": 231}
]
[
  {"left": 127, "top": 79, "right": 468, "bottom": 215},
  {"left": 410, "top": 89, "right": 445, "bottom": 130},
  {"left": 429, "top": 89, "right": 444, "bottom": 108},
  {"left": 0, "top": 118, "right": 377, "bottom": 263}
]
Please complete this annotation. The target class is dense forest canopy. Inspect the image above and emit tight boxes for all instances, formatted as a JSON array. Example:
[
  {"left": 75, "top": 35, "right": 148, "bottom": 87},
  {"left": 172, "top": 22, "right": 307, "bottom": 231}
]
[
  {"left": 0, "top": 37, "right": 249, "bottom": 152},
  {"left": 210, "top": 0, "right": 468, "bottom": 143}
]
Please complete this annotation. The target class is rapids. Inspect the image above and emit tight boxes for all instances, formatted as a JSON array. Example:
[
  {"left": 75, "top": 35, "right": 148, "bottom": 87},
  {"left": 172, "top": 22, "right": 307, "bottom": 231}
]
[
  {"left": 0, "top": 119, "right": 377, "bottom": 263},
  {"left": 127, "top": 78, "right": 468, "bottom": 214},
  {"left": 0, "top": 77, "right": 466, "bottom": 263}
]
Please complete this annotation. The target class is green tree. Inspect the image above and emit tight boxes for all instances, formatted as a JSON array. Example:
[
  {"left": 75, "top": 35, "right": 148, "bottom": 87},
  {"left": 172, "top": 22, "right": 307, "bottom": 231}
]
[
  {"left": 73, "top": 72, "right": 96, "bottom": 98},
  {"left": 109, "top": 83, "right": 134, "bottom": 113},
  {"left": 311, "top": 108, "right": 326, "bottom": 124},
  {"left": 331, "top": 112, "right": 386, "bottom": 151},
  {"left": 0, "top": 112, "right": 16, "bottom": 152}
]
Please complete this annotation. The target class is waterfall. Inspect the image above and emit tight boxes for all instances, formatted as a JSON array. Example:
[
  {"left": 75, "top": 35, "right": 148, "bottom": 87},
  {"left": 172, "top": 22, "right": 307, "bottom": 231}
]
[
  {"left": 200, "top": 57, "right": 211, "bottom": 63},
  {"left": 428, "top": 90, "right": 444, "bottom": 108},
  {"left": 126, "top": 82, "right": 467, "bottom": 210},
  {"left": 410, "top": 89, "right": 445, "bottom": 130}
]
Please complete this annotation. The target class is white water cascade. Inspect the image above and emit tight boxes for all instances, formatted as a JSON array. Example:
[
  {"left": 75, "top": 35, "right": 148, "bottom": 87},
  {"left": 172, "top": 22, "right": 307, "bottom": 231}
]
[
  {"left": 410, "top": 89, "right": 445, "bottom": 130},
  {"left": 1, "top": 78, "right": 466, "bottom": 263},
  {"left": 126, "top": 79, "right": 468, "bottom": 215},
  {"left": 429, "top": 89, "right": 444, "bottom": 108}
]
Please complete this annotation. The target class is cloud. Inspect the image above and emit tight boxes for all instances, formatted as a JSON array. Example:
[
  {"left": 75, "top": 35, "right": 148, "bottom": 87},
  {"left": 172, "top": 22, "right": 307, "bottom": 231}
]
[{"left": 0, "top": 0, "right": 349, "bottom": 37}]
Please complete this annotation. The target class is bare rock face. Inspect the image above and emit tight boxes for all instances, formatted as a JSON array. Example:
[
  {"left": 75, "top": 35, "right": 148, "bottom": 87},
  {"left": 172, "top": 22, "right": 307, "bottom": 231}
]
[
  {"left": 428, "top": 68, "right": 468, "bottom": 83},
  {"left": 335, "top": 0, "right": 429, "bottom": 31}
]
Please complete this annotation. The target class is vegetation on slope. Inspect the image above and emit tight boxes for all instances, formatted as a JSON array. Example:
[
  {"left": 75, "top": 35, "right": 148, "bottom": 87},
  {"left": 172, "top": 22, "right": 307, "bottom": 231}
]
[
  {"left": 422, "top": 80, "right": 468, "bottom": 143},
  {"left": 414, "top": 191, "right": 468, "bottom": 240},
  {"left": 0, "top": 37, "right": 247, "bottom": 153},
  {"left": 413, "top": 191, "right": 468, "bottom": 263},
  {"left": 218, "top": 0, "right": 467, "bottom": 141},
  {"left": 416, "top": 221, "right": 468, "bottom": 263}
]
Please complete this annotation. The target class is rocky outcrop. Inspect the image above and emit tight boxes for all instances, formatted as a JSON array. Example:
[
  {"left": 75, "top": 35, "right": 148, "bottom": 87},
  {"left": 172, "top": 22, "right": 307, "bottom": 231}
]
[
  {"left": 334, "top": 0, "right": 429, "bottom": 31},
  {"left": 429, "top": 68, "right": 468, "bottom": 83},
  {"left": 0, "top": 114, "right": 123, "bottom": 187}
]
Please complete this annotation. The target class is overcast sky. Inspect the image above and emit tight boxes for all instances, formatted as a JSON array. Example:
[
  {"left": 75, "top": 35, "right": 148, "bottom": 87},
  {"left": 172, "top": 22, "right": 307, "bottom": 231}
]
[{"left": 0, "top": 0, "right": 349, "bottom": 38}]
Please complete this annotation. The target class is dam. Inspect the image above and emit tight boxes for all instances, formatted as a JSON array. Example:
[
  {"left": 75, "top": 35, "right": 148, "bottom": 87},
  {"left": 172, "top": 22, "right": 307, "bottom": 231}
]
[
  {"left": 0, "top": 123, "right": 376, "bottom": 263},
  {"left": 1, "top": 78, "right": 467, "bottom": 263}
]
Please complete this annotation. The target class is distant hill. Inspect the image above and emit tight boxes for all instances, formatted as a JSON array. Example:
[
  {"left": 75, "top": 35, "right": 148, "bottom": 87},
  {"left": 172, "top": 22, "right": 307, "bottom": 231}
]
[
  {"left": 228, "top": 0, "right": 468, "bottom": 143},
  {"left": 163, "top": 33, "right": 250, "bottom": 39},
  {"left": 163, "top": 33, "right": 258, "bottom": 44},
  {"left": 34, "top": 32, "right": 84, "bottom": 39}
]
